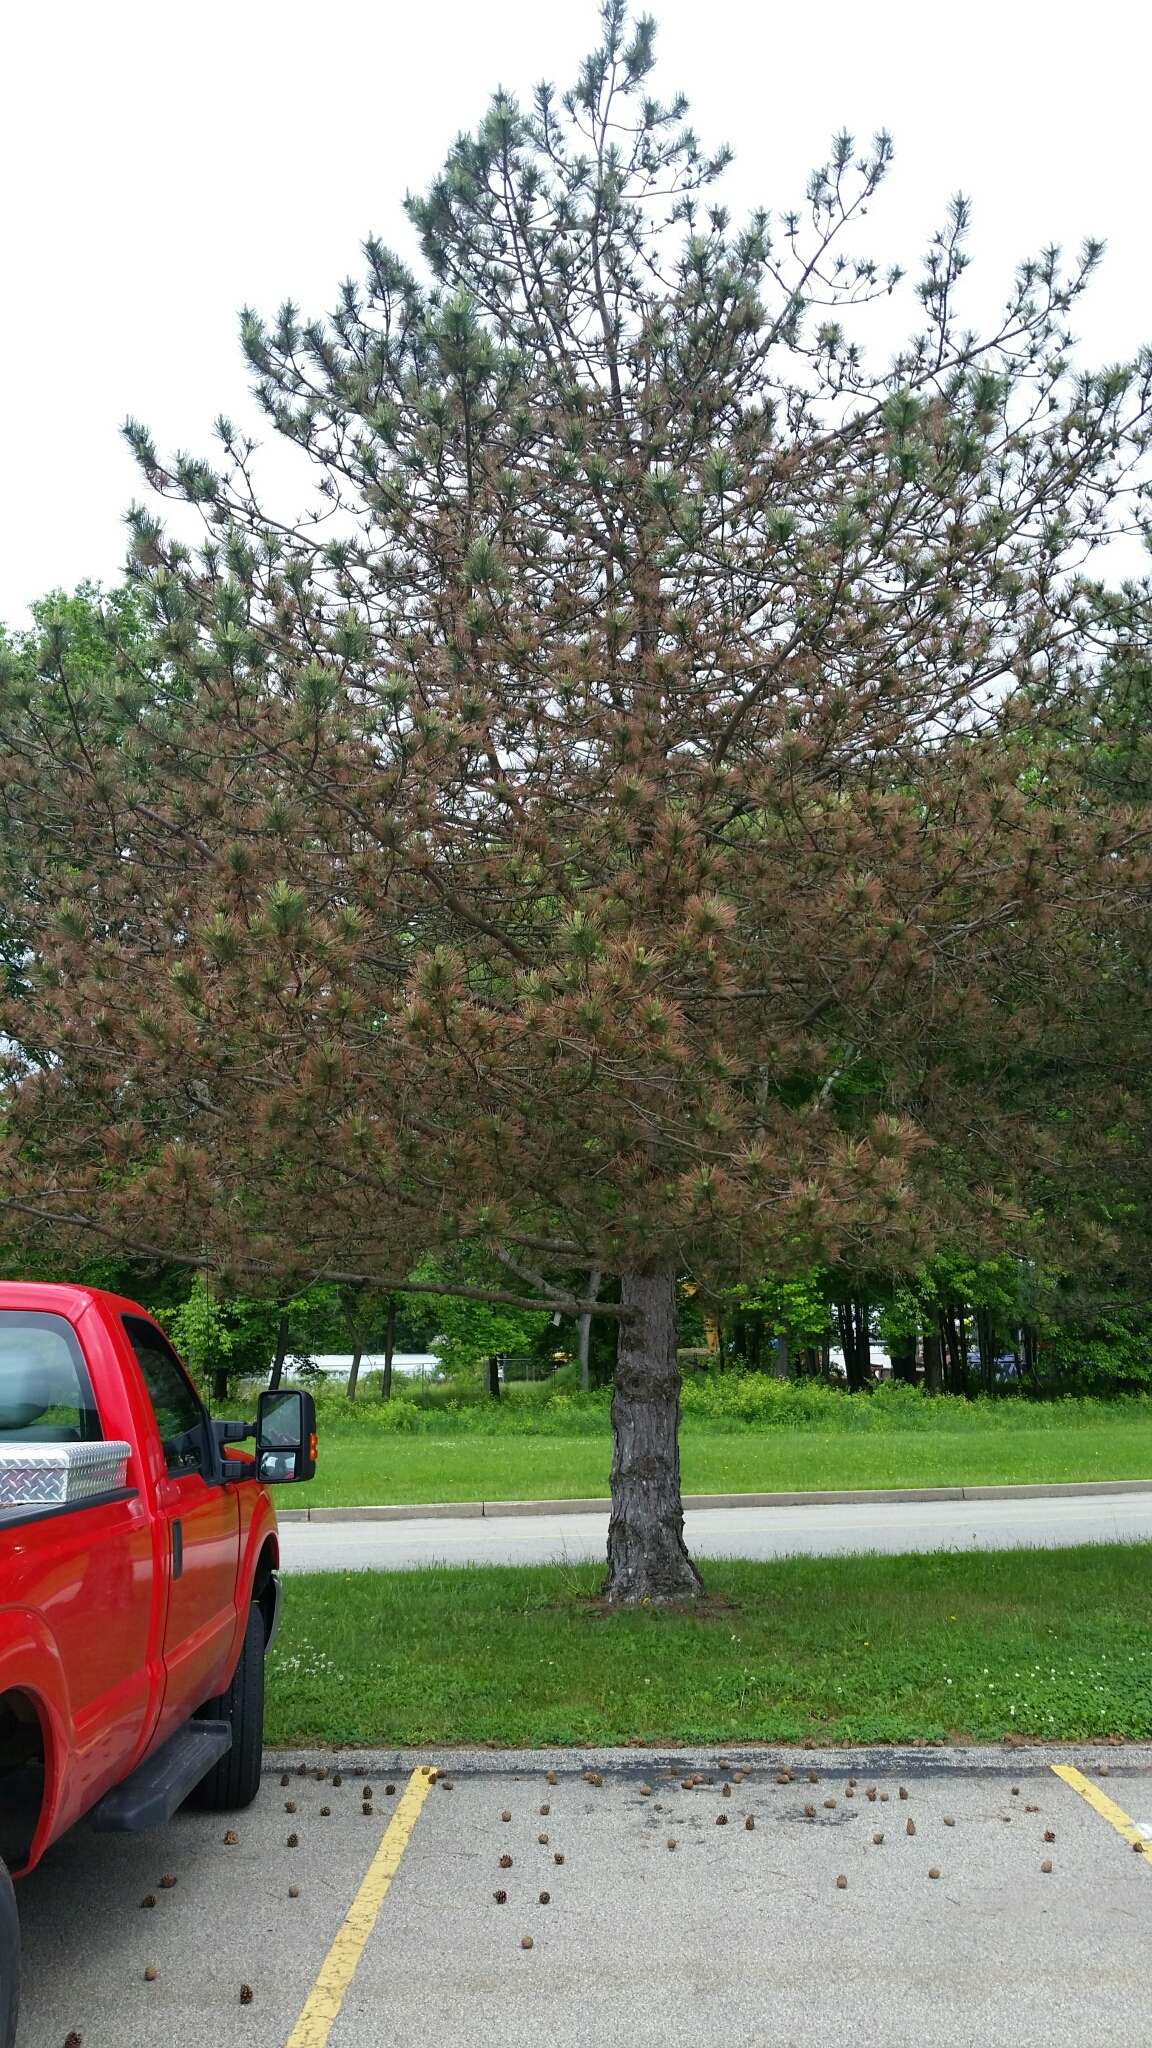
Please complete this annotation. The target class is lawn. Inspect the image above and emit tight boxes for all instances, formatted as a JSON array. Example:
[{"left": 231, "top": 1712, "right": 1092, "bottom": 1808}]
[
  {"left": 266, "top": 1543, "right": 1152, "bottom": 1747},
  {"left": 304, "top": 1419, "right": 1152, "bottom": 1507}
]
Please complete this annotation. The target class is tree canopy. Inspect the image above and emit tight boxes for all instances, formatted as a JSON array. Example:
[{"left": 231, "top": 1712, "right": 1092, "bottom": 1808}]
[{"left": 1, "top": 2, "right": 1150, "bottom": 1596}]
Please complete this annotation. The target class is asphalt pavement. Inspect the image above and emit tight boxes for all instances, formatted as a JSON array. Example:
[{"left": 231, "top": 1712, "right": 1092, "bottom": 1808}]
[
  {"left": 278, "top": 1489, "right": 1152, "bottom": 1572},
  {"left": 16, "top": 1747, "right": 1152, "bottom": 2047}
]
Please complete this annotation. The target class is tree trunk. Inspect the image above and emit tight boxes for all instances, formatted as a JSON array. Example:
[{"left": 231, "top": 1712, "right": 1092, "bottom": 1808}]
[
  {"left": 853, "top": 1300, "right": 871, "bottom": 1391},
  {"left": 485, "top": 1354, "right": 502, "bottom": 1399},
  {"left": 212, "top": 1363, "right": 229, "bottom": 1404},
  {"left": 976, "top": 1308, "right": 995, "bottom": 1395},
  {"left": 942, "top": 1310, "right": 965, "bottom": 1396},
  {"left": 268, "top": 1311, "right": 290, "bottom": 1391},
  {"left": 953, "top": 1310, "right": 966, "bottom": 1393},
  {"left": 839, "top": 1300, "right": 871, "bottom": 1392},
  {"left": 577, "top": 1268, "right": 602, "bottom": 1393},
  {"left": 346, "top": 1341, "right": 363, "bottom": 1401},
  {"left": 891, "top": 1347, "right": 917, "bottom": 1385},
  {"left": 1022, "top": 1323, "right": 1039, "bottom": 1385},
  {"left": 602, "top": 1269, "right": 704, "bottom": 1606},
  {"left": 923, "top": 1327, "right": 943, "bottom": 1395},
  {"left": 381, "top": 1298, "right": 396, "bottom": 1400},
  {"left": 836, "top": 1302, "right": 852, "bottom": 1382}
]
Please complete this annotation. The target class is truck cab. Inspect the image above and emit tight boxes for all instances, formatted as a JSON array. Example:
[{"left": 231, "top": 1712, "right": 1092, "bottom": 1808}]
[{"left": 0, "top": 1283, "right": 315, "bottom": 2047}]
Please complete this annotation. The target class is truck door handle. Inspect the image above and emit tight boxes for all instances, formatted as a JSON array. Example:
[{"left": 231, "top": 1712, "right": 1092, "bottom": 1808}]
[{"left": 172, "top": 1519, "right": 183, "bottom": 1579}]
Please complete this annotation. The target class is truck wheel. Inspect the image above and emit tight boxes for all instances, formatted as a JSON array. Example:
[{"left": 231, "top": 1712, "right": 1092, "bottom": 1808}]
[
  {"left": 188, "top": 1605, "right": 266, "bottom": 1811},
  {"left": 0, "top": 1855, "right": 18, "bottom": 2048}
]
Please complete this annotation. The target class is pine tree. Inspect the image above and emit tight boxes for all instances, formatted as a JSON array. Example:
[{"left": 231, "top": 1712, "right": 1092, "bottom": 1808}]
[{"left": 1, "top": 4, "right": 1151, "bottom": 1599}]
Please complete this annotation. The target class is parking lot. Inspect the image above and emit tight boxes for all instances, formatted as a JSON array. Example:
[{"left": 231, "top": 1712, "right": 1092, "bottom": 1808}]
[{"left": 16, "top": 1747, "right": 1152, "bottom": 2047}]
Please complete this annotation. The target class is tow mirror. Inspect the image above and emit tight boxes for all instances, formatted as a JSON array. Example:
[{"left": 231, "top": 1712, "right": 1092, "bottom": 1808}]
[{"left": 255, "top": 1389, "right": 317, "bottom": 1483}]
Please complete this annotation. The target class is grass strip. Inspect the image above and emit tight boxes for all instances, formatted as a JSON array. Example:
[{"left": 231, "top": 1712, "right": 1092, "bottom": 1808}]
[
  {"left": 267, "top": 1542, "right": 1152, "bottom": 1748},
  {"left": 303, "top": 1423, "right": 1152, "bottom": 1507}
]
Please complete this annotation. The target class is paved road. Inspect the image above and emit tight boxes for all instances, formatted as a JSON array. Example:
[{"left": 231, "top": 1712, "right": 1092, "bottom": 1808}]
[
  {"left": 17, "top": 1748, "right": 1152, "bottom": 2046},
  {"left": 279, "top": 1490, "right": 1152, "bottom": 1573}
]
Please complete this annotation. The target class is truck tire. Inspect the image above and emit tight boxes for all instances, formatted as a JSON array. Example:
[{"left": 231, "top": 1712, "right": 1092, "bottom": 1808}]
[
  {"left": 188, "top": 1605, "right": 265, "bottom": 1811},
  {"left": 0, "top": 1855, "right": 18, "bottom": 2048}
]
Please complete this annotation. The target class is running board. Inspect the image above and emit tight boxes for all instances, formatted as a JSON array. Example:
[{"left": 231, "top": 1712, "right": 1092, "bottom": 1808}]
[{"left": 91, "top": 1719, "right": 231, "bottom": 1831}]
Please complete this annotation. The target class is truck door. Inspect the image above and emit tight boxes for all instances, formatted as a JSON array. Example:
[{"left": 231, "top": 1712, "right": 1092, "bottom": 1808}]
[
  {"left": 0, "top": 1309, "right": 155, "bottom": 1817},
  {"left": 120, "top": 1317, "right": 240, "bottom": 1730}
]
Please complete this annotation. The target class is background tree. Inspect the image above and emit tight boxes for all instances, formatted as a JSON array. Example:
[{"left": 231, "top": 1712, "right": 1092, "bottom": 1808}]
[
  {"left": 1, "top": 4, "right": 1150, "bottom": 1600},
  {"left": 401, "top": 1249, "right": 553, "bottom": 1381}
]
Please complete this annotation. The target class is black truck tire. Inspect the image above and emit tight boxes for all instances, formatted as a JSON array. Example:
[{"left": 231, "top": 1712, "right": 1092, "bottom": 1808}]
[
  {"left": 0, "top": 1855, "right": 18, "bottom": 2048},
  {"left": 188, "top": 1605, "right": 266, "bottom": 1811}
]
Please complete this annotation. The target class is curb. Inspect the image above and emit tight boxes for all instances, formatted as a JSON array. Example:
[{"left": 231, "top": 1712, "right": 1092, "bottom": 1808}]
[
  {"left": 278, "top": 1477, "right": 1152, "bottom": 1524},
  {"left": 264, "top": 1740, "right": 1152, "bottom": 1775}
]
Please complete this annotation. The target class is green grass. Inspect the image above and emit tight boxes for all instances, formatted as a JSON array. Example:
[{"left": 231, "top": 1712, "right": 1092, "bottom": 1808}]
[
  {"left": 303, "top": 1419, "right": 1152, "bottom": 1506},
  {"left": 266, "top": 1544, "right": 1152, "bottom": 1747}
]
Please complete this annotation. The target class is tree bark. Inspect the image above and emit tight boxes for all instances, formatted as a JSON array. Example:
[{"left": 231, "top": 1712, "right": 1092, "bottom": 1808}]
[
  {"left": 890, "top": 1347, "right": 917, "bottom": 1385},
  {"left": 268, "top": 1311, "right": 290, "bottom": 1391},
  {"left": 854, "top": 1300, "right": 871, "bottom": 1391},
  {"left": 956, "top": 1309, "right": 974, "bottom": 1398},
  {"left": 923, "top": 1327, "right": 944, "bottom": 1395},
  {"left": 602, "top": 1269, "right": 704, "bottom": 1606},
  {"left": 976, "top": 1307, "right": 995, "bottom": 1395},
  {"left": 836, "top": 1302, "right": 852, "bottom": 1381},
  {"left": 838, "top": 1300, "right": 871, "bottom": 1392},
  {"left": 381, "top": 1298, "right": 396, "bottom": 1400},
  {"left": 346, "top": 1341, "right": 363, "bottom": 1401},
  {"left": 1022, "top": 1323, "right": 1039, "bottom": 1385},
  {"left": 577, "top": 1268, "right": 602, "bottom": 1393},
  {"left": 941, "top": 1310, "right": 965, "bottom": 1396},
  {"left": 485, "top": 1354, "right": 502, "bottom": 1399}
]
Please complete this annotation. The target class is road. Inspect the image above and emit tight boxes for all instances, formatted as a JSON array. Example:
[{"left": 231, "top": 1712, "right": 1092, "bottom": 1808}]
[
  {"left": 278, "top": 1490, "right": 1152, "bottom": 1572},
  {"left": 17, "top": 1748, "right": 1152, "bottom": 2046}
]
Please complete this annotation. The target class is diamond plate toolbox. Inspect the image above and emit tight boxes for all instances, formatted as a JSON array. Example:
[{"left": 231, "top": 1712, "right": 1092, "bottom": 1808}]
[{"left": 0, "top": 1441, "right": 132, "bottom": 1507}]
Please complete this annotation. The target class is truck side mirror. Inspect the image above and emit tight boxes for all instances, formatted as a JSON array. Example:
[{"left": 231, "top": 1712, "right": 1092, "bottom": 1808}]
[{"left": 255, "top": 1389, "right": 317, "bottom": 1483}]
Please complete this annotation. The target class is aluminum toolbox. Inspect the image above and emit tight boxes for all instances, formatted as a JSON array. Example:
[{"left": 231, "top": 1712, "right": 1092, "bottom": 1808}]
[{"left": 0, "top": 1441, "right": 132, "bottom": 1508}]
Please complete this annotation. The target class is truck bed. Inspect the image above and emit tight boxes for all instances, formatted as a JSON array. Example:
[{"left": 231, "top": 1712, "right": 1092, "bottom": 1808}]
[{"left": 0, "top": 1488, "right": 137, "bottom": 1536}]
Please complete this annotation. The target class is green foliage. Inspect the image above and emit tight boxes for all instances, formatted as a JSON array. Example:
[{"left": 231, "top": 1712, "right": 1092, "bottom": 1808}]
[
  {"left": 876, "top": 1252, "right": 1026, "bottom": 1351},
  {"left": 161, "top": 1273, "right": 235, "bottom": 1387},
  {"left": 157, "top": 1275, "right": 364, "bottom": 1394},
  {"left": 1039, "top": 1308, "right": 1152, "bottom": 1392},
  {"left": 402, "top": 1252, "right": 553, "bottom": 1377},
  {"left": 723, "top": 1270, "right": 832, "bottom": 1343},
  {"left": 294, "top": 1371, "right": 1152, "bottom": 1439}
]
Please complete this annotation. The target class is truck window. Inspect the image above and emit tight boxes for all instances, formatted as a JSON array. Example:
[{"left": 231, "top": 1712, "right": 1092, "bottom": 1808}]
[
  {"left": 0, "top": 1312, "right": 102, "bottom": 1442},
  {"left": 123, "top": 1316, "right": 206, "bottom": 1476}
]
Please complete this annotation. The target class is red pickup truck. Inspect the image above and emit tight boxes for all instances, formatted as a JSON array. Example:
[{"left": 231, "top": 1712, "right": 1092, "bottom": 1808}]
[{"left": 0, "top": 1282, "right": 316, "bottom": 2047}]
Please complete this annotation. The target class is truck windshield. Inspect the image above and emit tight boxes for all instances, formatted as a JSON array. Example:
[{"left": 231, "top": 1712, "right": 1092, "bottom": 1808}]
[{"left": 0, "top": 1312, "right": 102, "bottom": 1442}]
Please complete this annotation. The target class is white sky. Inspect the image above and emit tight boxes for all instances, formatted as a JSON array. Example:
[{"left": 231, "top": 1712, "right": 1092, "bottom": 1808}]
[{"left": 3, "top": 0, "right": 1149, "bottom": 623}]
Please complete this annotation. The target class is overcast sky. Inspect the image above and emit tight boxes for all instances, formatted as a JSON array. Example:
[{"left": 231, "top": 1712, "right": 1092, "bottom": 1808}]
[{"left": 3, "top": 0, "right": 1149, "bottom": 623}]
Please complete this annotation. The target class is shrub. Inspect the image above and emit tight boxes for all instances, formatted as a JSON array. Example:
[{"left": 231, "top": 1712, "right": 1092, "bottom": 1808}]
[{"left": 281, "top": 1373, "right": 1152, "bottom": 1439}]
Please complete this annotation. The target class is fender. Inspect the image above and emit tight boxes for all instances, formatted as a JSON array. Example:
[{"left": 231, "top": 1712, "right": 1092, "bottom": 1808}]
[
  {"left": 0, "top": 1613, "right": 72, "bottom": 1871},
  {"left": 234, "top": 1490, "right": 280, "bottom": 1659}
]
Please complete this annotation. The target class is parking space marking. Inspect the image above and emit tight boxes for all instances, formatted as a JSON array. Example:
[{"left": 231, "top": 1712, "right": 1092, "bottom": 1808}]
[
  {"left": 284, "top": 1766, "right": 436, "bottom": 2048},
  {"left": 1051, "top": 1764, "right": 1152, "bottom": 1863}
]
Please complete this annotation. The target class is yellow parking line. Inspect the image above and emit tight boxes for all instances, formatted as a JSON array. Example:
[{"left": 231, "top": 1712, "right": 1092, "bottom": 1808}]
[
  {"left": 1051, "top": 1764, "right": 1151, "bottom": 1862},
  {"left": 285, "top": 1767, "right": 437, "bottom": 2048}
]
